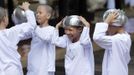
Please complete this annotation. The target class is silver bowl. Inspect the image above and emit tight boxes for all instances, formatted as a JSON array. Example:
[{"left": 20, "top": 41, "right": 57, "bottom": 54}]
[
  {"left": 63, "top": 15, "right": 83, "bottom": 27},
  {"left": 103, "top": 9, "right": 127, "bottom": 26},
  {"left": 12, "top": 7, "right": 27, "bottom": 25}
]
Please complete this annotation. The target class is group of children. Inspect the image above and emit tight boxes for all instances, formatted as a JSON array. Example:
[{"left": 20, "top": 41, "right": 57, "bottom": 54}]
[{"left": 0, "top": 2, "right": 132, "bottom": 75}]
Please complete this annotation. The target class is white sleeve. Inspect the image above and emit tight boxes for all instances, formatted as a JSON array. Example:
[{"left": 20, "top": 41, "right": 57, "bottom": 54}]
[
  {"left": 24, "top": 10, "right": 36, "bottom": 26},
  {"left": 79, "top": 27, "right": 92, "bottom": 47},
  {"left": 48, "top": 44, "right": 56, "bottom": 72},
  {"left": 93, "top": 22, "right": 112, "bottom": 49},
  {"left": 52, "top": 30, "right": 67, "bottom": 48},
  {"left": 35, "top": 27, "right": 54, "bottom": 42},
  {"left": 9, "top": 10, "right": 36, "bottom": 40}
]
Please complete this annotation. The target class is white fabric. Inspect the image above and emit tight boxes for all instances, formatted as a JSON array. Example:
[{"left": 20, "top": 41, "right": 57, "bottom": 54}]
[
  {"left": 125, "top": 0, "right": 130, "bottom": 5},
  {"left": 27, "top": 26, "right": 56, "bottom": 75},
  {"left": 107, "top": 0, "right": 115, "bottom": 9},
  {"left": 0, "top": 10, "right": 36, "bottom": 75},
  {"left": 130, "top": 0, "right": 134, "bottom": 7},
  {"left": 125, "top": 0, "right": 134, "bottom": 6},
  {"left": 39, "top": 0, "right": 47, "bottom": 4},
  {"left": 93, "top": 23, "right": 131, "bottom": 75},
  {"left": 48, "top": 72, "right": 54, "bottom": 75},
  {"left": 87, "top": 0, "right": 106, "bottom": 11},
  {"left": 54, "top": 27, "right": 94, "bottom": 75},
  {"left": 124, "top": 18, "right": 134, "bottom": 33}
]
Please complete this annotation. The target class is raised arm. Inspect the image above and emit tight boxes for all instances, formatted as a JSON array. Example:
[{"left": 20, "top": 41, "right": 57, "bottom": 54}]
[
  {"left": 35, "top": 26, "right": 55, "bottom": 42},
  {"left": 79, "top": 16, "right": 90, "bottom": 27},
  {"left": 20, "top": 2, "right": 36, "bottom": 27},
  {"left": 78, "top": 16, "right": 92, "bottom": 46},
  {"left": 52, "top": 20, "right": 67, "bottom": 48},
  {"left": 79, "top": 27, "right": 92, "bottom": 47},
  {"left": 93, "top": 12, "right": 118, "bottom": 49},
  {"left": 9, "top": 2, "right": 36, "bottom": 40}
]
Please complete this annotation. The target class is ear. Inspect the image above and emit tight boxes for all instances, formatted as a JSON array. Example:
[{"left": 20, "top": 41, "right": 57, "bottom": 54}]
[
  {"left": 46, "top": 13, "right": 51, "bottom": 19},
  {"left": 0, "top": 16, "right": 8, "bottom": 27},
  {"left": 78, "top": 27, "right": 83, "bottom": 33},
  {"left": 1, "top": 16, "right": 6, "bottom": 23}
]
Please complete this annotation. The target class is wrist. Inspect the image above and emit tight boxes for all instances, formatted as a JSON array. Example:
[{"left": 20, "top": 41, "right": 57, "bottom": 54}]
[{"left": 104, "top": 19, "right": 111, "bottom": 25}]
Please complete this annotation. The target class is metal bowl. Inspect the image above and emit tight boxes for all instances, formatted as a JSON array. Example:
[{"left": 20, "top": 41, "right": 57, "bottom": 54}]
[
  {"left": 103, "top": 9, "right": 127, "bottom": 26},
  {"left": 12, "top": 7, "right": 27, "bottom": 25},
  {"left": 63, "top": 15, "right": 83, "bottom": 27}
]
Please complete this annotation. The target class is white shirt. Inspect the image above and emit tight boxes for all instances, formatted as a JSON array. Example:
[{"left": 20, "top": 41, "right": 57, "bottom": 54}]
[
  {"left": 93, "top": 23, "right": 131, "bottom": 75},
  {"left": 124, "top": 18, "right": 134, "bottom": 34},
  {"left": 54, "top": 27, "right": 94, "bottom": 75},
  {"left": 27, "top": 26, "right": 56, "bottom": 75},
  {"left": 107, "top": 0, "right": 115, "bottom": 9},
  {"left": 0, "top": 10, "right": 36, "bottom": 75}
]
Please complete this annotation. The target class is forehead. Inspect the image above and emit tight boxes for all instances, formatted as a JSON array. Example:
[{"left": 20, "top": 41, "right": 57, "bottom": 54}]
[
  {"left": 64, "top": 26, "right": 78, "bottom": 30},
  {"left": 0, "top": 8, "right": 8, "bottom": 18},
  {"left": 37, "top": 5, "right": 47, "bottom": 11},
  {"left": 109, "top": 25, "right": 118, "bottom": 28}
]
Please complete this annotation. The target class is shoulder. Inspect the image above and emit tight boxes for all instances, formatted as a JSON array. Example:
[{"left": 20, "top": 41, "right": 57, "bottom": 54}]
[
  {"left": 112, "top": 33, "right": 131, "bottom": 43},
  {"left": 48, "top": 25, "right": 55, "bottom": 30}
]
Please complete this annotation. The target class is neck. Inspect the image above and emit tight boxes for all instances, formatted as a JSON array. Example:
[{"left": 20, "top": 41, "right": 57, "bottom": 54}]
[
  {"left": 107, "top": 27, "right": 125, "bottom": 35},
  {"left": 118, "top": 28, "right": 125, "bottom": 33},
  {"left": 0, "top": 23, "right": 6, "bottom": 30},
  {"left": 39, "top": 21, "right": 49, "bottom": 27},
  {"left": 72, "top": 35, "right": 80, "bottom": 43}
]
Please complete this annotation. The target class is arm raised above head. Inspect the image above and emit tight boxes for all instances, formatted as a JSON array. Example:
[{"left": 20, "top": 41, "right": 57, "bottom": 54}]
[{"left": 9, "top": 2, "right": 36, "bottom": 40}]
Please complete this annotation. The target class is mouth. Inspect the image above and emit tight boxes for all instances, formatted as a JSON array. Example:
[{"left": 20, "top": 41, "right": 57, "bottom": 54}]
[
  {"left": 36, "top": 18, "right": 41, "bottom": 22},
  {"left": 67, "top": 35, "right": 73, "bottom": 39},
  {"left": 36, "top": 17, "right": 40, "bottom": 20}
]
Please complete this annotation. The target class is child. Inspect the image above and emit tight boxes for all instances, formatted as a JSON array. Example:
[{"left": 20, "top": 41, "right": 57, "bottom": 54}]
[
  {"left": 26, "top": 4, "right": 56, "bottom": 75},
  {"left": 93, "top": 9, "right": 131, "bottom": 75},
  {"left": 54, "top": 15, "right": 94, "bottom": 75},
  {"left": 0, "top": 2, "right": 36, "bottom": 75}
]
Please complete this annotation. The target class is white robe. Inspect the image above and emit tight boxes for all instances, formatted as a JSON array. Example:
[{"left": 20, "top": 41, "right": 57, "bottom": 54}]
[
  {"left": 39, "top": 0, "right": 47, "bottom": 4},
  {"left": 107, "top": 0, "right": 115, "bottom": 9},
  {"left": 125, "top": 0, "right": 130, "bottom": 5},
  {"left": 0, "top": 10, "right": 36, "bottom": 75},
  {"left": 93, "top": 23, "right": 131, "bottom": 75},
  {"left": 125, "top": 18, "right": 134, "bottom": 33},
  {"left": 54, "top": 27, "right": 94, "bottom": 75},
  {"left": 27, "top": 26, "right": 56, "bottom": 75},
  {"left": 130, "top": 0, "right": 134, "bottom": 6},
  {"left": 125, "top": 0, "right": 134, "bottom": 6}
]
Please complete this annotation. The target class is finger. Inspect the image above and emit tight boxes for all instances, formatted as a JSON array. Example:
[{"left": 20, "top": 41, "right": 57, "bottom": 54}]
[
  {"left": 63, "top": 16, "right": 67, "bottom": 21},
  {"left": 79, "top": 16, "right": 84, "bottom": 20},
  {"left": 79, "top": 16, "right": 85, "bottom": 22},
  {"left": 113, "top": 12, "right": 119, "bottom": 19},
  {"left": 18, "top": 5, "right": 22, "bottom": 8}
]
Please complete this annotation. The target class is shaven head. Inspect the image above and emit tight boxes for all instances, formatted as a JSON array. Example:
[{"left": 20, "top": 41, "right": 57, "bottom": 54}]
[
  {"left": 38, "top": 4, "right": 53, "bottom": 18},
  {"left": 0, "top": 7, "right": 6, "bottom": 23},
  {"left": 36, "top": 4, "right": 53, "bottom": 25}
]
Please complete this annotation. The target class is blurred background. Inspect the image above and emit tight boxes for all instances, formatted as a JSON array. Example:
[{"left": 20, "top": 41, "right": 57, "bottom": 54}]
[{"left": 0, "top": 0, "right": 134, "bottom": 75}]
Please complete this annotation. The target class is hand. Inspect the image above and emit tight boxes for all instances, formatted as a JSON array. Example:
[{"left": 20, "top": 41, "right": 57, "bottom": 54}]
[
  {"left": 56, "top": 21, "right": 62, "bottom": 30},
  {"left": 79, "top": 16, "right": 90, "bottom": 27},
  {"left": 20, "top": 2, "right": 30, "bottom": 11},
  {"left": 104, "top": 11, "right": 118, "bottom": 24},
  {"left": 56, "top": 16, "right": 67, "bottom": 29}
]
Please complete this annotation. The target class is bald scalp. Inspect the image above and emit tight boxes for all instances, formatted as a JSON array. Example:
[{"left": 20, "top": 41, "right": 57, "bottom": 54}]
[
  {"left": 38, "top": 4, "right": 53, "bottom": 17},
  {"left": 0, "top": 7, "right": 6, "bottom": 22}
]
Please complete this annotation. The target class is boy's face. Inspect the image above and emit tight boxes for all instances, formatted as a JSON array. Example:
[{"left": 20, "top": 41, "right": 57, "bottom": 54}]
[
  {"left": 0, "top": 8, "right": 8, "bottom": 28},
  {"left": 36, "top": 6, "right": 49, "bottom": 25},
  {"left": 4, "top": 14, "right": 9, "bottom": 27},
  {"left": 64, "top": 26, "right": 82, "bottom": 42},
  {"left": 3, "top": 10, "right": 9, "bottom": 27},
  {"left": 107, "top": 25, "right": 120, "bottom": 35}
]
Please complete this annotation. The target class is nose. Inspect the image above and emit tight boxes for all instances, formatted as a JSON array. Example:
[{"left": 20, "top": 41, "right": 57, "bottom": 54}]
[
  {"left": 36, "top": 12, "right": 39, "bottom": 17},
  {"left": 65, "top": 30, "right": 71, "bottom": 35}
]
